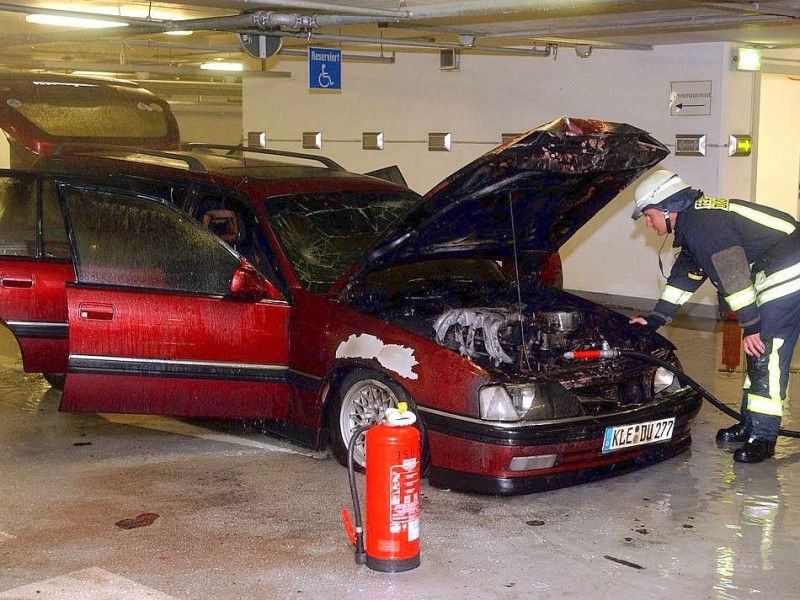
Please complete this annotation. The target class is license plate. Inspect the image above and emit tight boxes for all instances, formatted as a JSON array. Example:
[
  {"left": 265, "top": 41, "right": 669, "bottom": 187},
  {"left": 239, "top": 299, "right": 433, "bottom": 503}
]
[{"left": 602, "top": 417, "right": 675, "bottom": 453}]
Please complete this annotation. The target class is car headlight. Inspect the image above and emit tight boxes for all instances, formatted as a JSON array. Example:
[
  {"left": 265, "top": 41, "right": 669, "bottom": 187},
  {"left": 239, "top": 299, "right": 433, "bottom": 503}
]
[
  {"left": 480, "top": 382, "right": 586, "bottom": 422},
  {"left": 479, "top": 385, "right": 522, "bottom": 421},
  {"left": 652, "top": 366, "right": 677, "bottom": 394}
]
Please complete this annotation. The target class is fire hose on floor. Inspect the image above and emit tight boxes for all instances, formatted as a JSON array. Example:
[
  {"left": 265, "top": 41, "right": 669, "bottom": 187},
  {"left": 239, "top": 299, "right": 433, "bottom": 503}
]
[{"left": 563, "top": 349, "right": 800, "bottom": 439}]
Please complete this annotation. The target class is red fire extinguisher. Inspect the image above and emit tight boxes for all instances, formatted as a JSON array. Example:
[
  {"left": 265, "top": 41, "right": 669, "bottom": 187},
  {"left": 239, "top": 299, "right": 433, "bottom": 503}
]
[{"left": 342, "top": 401, "right": 421, "bottom": 572}]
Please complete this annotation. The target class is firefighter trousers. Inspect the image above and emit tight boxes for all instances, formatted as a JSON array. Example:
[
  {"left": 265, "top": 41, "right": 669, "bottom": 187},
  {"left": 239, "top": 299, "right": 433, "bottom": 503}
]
[{"left": 741, "top": 289, "right": 800, "bottom": 440}]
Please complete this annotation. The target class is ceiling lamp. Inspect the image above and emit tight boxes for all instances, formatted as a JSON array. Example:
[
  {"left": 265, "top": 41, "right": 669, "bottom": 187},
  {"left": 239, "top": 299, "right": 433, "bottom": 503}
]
[
  {"left": 26, "top": 14, "right": 129, "bottom": 29},
  {"left": 200, "top": 62, "right": 244, "bottom": 72}
]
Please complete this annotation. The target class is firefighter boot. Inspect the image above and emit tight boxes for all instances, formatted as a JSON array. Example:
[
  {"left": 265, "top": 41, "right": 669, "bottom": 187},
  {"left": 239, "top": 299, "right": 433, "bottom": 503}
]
[
  {"left": 716, "top": 422, "right": 750, "bottom": 445},
  {"left": 734, "top": 438, "right": 776, "bottom": 463}
]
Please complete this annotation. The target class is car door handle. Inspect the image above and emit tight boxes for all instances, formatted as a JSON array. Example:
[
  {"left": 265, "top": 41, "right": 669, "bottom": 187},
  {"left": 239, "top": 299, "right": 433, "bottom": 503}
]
[
  {"left": 79, "top": 303, "right": 115, "bottom": 321},
  {"left": 1, "top": 275, "right": 34, "bottom": 289}
]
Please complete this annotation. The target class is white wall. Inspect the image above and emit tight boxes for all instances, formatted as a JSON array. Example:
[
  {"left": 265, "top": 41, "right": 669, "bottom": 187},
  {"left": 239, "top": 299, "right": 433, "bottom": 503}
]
[
  {"left": 171, "top": 105, "right": 243, "bottom": 145},
  {"left": 243, "top": 43, "right": 760, "bottom": 308},
  {"left": 756, "top": 74, "right": 800, "bottom": 217}
]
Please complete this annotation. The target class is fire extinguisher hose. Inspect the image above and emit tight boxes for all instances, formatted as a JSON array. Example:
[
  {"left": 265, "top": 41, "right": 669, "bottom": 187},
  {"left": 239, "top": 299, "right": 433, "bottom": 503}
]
[{"left": 346, "top": 424, "right": 370, "bottom": 564}]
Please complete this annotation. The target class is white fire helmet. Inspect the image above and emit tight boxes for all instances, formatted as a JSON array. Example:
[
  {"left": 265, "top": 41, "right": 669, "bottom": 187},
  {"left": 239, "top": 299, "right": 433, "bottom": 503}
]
[{"left": 631, "top": 169, "right": 690, "bottom": 220}]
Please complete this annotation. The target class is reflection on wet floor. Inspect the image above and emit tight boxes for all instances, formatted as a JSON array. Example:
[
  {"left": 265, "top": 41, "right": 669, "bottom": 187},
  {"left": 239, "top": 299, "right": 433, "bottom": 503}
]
[
  {"left": 660, "top": 320, "right": 800, "bottom": 599},
  {"left": 0, "top": 320, "right": 799, "bottom": 599}
]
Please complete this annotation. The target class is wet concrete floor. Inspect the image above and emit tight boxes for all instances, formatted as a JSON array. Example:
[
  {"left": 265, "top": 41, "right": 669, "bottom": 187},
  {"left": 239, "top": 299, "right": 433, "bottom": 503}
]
[{"left": 1, "top": 320, "right": 799, "bottom": 599}]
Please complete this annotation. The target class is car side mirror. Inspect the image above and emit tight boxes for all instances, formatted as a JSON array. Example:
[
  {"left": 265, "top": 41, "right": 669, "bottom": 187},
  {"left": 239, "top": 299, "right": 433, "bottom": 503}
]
[{"left": 229, "top": 261, "right": 282, "bottom": 301}]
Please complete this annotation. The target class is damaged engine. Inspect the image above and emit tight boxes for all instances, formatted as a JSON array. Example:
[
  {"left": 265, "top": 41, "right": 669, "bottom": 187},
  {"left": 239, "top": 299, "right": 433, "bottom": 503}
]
[
  {"left": 433, "top": 305, "right": 604, "bottom": 371},
  {"left": 344, "top": 258, "right": 674, "bottom": 409}
]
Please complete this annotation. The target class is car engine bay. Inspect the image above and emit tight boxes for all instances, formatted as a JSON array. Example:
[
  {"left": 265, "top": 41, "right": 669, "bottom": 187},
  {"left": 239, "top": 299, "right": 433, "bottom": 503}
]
[{"left": 346, "top": 261, "right": 679, "bottom": 413}]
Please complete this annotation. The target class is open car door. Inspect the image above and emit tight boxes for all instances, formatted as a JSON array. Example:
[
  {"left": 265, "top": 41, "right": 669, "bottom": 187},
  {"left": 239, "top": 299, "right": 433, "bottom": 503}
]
[
  {"left": 0, "top": 172, "right": 73, "bottom": 375},
  {"left": 58, "top": 182, "right": 291, "bottom": 419}
]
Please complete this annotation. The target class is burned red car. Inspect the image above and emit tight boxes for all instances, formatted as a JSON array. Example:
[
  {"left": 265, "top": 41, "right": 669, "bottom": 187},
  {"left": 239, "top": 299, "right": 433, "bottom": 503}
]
[{"left": 0, "top": 117, "right": 701, "bottom": 494}]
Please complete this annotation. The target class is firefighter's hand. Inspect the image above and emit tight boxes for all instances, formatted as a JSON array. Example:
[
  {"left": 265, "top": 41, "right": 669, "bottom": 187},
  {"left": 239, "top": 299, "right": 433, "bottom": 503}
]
[
  {"left": 743, "top": 333, "right": 766, "bottom": 357},
  {"left": 629, "top": 315, "right": 664, "bottom": 332}
]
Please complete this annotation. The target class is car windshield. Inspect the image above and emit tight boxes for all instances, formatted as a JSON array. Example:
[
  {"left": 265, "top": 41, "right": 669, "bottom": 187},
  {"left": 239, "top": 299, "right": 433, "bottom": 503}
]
[{"left": 264, "top": 189, "right": 419, "bottom": 293}]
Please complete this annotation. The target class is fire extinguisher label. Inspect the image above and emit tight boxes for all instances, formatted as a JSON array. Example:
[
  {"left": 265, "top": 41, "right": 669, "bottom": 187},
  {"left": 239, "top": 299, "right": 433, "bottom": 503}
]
[{"left": 389, "top": 459, "right": 420, "bottom": 531}]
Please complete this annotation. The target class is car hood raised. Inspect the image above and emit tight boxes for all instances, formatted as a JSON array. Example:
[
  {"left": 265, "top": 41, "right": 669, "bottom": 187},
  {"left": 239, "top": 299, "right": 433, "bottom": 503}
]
[{"left": 349, "top": 117, "right": 668, "bottom": 285}]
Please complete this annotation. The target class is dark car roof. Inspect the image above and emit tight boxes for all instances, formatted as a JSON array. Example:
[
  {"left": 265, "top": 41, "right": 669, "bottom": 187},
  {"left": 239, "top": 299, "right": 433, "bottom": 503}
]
[{"left": 38, "top": 145, "right": 413, "bottom": 197}]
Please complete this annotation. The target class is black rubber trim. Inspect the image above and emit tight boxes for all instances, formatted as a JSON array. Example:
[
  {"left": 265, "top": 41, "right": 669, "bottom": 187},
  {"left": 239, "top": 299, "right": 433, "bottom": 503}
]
[
  {"left": 6, "top": 321, "right": 68, "bottom": 339},
  {"left": 427, "top": 434, "right": 693, "bottom": 495},
  {"left": 68, "top": 355, "right": 289, "bottom": 383},
  {"left": 419, "top": 388, "right": 702, "bottom": 446},
  {"left": 287, "top": 369, "right": 323, "bottom": 391},
  {"left": 366, "top": 553, "right": 420, "bottom": 573}
]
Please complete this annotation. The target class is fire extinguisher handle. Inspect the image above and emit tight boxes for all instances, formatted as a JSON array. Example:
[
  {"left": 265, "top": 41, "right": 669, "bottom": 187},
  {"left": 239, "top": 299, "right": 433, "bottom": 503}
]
[{"left": 385, "top": 405, "right": 417, "bottom": 426}]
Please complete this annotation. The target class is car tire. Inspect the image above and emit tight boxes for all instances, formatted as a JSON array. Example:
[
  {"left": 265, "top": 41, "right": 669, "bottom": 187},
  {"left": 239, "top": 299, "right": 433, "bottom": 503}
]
[
  {"left": 43, "top": 373, "right": 65, "bottom": 389},
  {"left": 330, "top": 369, "right": 427, "bottom": 473}
]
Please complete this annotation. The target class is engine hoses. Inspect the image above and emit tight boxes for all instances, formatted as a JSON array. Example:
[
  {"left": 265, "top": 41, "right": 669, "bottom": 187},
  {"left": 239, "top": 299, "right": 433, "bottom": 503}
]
[{"left": 563, "top": 348, "right": 800, "bottom": 439}]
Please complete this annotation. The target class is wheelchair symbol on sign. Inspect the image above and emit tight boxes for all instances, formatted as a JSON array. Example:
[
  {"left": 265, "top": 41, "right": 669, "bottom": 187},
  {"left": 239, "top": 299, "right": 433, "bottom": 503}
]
[{"left": 318, "top": 64, "right": 334, "bottom": 88}]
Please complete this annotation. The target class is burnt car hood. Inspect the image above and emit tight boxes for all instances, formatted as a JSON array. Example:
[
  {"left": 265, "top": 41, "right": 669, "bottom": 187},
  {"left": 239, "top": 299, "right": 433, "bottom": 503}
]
[{"left": 348, "top": 117, "right": 668, "bottom": 285}]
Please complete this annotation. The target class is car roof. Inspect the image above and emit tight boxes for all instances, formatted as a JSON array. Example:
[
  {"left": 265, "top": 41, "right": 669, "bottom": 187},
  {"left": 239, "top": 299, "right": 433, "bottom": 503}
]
[{"left": 37, "top": 145, "right": 414, "bottom": 196}]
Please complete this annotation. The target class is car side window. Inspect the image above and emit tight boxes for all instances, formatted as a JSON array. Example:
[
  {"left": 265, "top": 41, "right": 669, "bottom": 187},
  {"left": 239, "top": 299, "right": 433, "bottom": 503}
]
[
  {"left": 188, "top": 187, "right": 287, "bottom": 292},
  {"left": 61, "top": 185, "right": 240, "bottom": 295},
  {"left": 0, "top": 175, "right": 71, "bottom": 260},
  {"left": 0, "top": 176, "right": 36, "bottom": 257},
  {"left": 41, "top": 180, "right": 70, "bottom": 259}
]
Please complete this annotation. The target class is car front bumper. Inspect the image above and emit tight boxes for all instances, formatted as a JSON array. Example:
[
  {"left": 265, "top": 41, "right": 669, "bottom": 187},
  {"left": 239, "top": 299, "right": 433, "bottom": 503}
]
[{"left": 419, "top": 387, "right": 702, "bottom": 495}]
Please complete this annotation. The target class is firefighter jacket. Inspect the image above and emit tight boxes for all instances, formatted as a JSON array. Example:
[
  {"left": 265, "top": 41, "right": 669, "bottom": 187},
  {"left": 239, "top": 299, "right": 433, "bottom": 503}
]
[{"left": 648, "top": 196, "right": 800, "bottom": 335}]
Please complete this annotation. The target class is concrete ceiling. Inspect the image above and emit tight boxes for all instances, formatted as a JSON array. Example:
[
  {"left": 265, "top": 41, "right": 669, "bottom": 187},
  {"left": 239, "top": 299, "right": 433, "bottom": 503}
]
[{"left": 0, "top": 1, "right": 799, "bottom": 80}]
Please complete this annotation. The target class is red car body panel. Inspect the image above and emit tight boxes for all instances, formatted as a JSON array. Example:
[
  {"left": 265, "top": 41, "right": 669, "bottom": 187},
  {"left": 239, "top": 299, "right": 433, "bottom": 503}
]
[
  {"left": 61, "top": 285, "right": 291, "bottom": 418},
  {"left": 0, "top": 258, "right": 73, "bottom": 373},
  {"left": 289, "top": 289, "right": 489, "bottom": 418}
]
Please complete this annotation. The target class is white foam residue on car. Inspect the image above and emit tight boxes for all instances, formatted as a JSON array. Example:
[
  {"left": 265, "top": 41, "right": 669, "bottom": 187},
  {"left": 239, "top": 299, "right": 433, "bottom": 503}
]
[{"left": 335, "top": 333, "right": 419, "bottom": 380}]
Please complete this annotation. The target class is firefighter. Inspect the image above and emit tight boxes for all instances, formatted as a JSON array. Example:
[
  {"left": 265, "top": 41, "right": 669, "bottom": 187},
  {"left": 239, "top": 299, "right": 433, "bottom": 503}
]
[{"left": 629, "top": 169, "right": 800, "bottom": 463}]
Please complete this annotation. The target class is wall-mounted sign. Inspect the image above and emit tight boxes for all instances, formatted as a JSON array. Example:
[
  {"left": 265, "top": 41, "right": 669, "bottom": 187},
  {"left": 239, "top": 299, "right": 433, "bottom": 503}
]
[
  {"left": 309, "top": 47, "right": 341, "bottom": 90},
  {"left": 669, "top": 81, "right": 712, "bottom": 116}
]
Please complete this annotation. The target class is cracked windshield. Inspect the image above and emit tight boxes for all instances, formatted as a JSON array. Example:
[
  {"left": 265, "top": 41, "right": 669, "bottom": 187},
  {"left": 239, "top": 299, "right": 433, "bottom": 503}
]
[{"left": 265, "top": 190, "right": 418, "bottom": 293}]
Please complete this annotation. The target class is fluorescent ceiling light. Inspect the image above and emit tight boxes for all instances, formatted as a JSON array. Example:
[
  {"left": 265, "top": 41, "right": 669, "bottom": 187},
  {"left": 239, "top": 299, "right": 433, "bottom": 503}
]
[
  {"left": 200, "top": 62, "right": 244, "bottom": 72},
  {"left": 69, "top": 71, "right": 119, "bottom": 78},
  {"left": 26, "top": 14, "right": 129, "bottom": 29},
  {"left": 164, "top": 30, "right": 193, "bottom": 36}
]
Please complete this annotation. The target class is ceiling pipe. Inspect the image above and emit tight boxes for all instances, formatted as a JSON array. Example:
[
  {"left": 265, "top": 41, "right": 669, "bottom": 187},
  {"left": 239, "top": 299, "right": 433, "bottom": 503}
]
[
  {"left": 278, "top": 48, "right": 395, "bottom": 63},
  {"left": 169, "top": 0, "right": 404, "bottom": 19},
  {"left": 272, "top": 30, "right": 554, "bottom": 56},
  {"left": 701, "top": 2, "right": 800, "bottom": 19},
  {"left": 90, "top": 38, "right": 395, "bottom": 62},
  {"left": 195, "top": 0, "right": 638, "bottom": 21},
  {"left": 481, "top": 11, "right": 788, "bottom": 39},
  {"left": 403, "top": 0, "right": 636, "bottom": 20}
]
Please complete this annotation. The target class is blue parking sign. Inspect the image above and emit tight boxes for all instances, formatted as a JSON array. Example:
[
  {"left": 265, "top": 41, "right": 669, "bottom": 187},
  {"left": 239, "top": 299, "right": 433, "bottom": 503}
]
[{"left": 309, "top": 47, "right": 341, "bottom": 90}]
